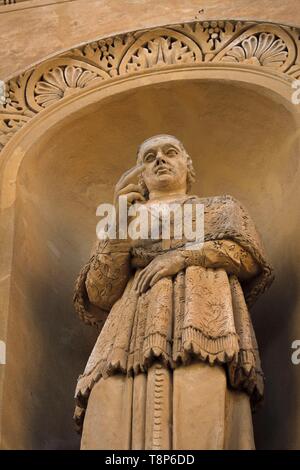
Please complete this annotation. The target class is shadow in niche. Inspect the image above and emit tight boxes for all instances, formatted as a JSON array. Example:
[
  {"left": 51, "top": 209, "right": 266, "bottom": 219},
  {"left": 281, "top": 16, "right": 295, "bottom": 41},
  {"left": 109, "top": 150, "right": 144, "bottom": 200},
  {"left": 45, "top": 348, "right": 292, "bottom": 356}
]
[
  {"left": 24, "top": 271, "right": 92, "bottom": 450},
  {"left": 18, "top": 218, "right": 98, "bottom": 450},
  {"left": 252, "top": 258, "right": 299, "bottom": 450}
]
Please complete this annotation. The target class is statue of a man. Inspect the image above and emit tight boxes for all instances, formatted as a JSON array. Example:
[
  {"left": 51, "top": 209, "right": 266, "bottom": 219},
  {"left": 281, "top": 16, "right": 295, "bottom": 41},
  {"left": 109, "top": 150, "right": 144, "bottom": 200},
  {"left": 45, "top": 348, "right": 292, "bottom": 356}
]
[{"left": 73, "top": 135, "right": 274, "bottom": 450}]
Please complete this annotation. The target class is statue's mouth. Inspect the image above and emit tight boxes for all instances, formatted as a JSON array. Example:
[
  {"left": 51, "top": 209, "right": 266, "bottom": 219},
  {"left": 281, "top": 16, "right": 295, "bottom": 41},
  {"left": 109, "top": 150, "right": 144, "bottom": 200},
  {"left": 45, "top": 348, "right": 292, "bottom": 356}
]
[{"left": 155, "top": 166, "right": 171, "bottom": 175}]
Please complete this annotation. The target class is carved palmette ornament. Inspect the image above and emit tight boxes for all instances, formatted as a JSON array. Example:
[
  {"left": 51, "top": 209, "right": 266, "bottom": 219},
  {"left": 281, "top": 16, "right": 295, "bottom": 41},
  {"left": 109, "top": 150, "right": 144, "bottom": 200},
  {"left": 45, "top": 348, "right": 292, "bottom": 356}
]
[
  {"left": 119, "top": 29, "right": 202, "bottom": 73},
  {"left": 34, "top": 66, "right": 102, "bottom": 108},
  {"left": 1, "top": 20, "right": 300, "bottom": 151},
  {"left": 70, "top": 34, "right": 135, "bottom": 77},
  {"left": 25, "top": 59, "right": 109, "bottom": 113}
]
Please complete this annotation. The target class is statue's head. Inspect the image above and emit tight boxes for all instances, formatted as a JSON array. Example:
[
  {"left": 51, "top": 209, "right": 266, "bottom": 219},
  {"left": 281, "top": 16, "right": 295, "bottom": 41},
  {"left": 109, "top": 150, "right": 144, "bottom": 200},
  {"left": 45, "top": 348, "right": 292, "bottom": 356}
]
[{"left": 136, "top": 134, "right": 195, "bottom": 199}]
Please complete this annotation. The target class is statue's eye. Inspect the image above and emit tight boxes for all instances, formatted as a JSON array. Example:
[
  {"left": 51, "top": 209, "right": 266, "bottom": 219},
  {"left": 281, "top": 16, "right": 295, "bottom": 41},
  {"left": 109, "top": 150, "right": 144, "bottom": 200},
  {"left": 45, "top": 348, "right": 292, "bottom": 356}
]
[
  {"left": 166, "top": 148, "right": 177, "bottom": 156},
  {"left": 144, "top": 153, "right": 155, "bottom": 162}
]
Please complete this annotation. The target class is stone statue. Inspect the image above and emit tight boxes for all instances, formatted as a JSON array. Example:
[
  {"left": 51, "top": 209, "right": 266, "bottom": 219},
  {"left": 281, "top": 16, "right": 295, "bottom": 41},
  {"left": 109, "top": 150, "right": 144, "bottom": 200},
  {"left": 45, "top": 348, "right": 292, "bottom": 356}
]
[{"left": 73, "top": 135, "right": 274, "bottom": 450}]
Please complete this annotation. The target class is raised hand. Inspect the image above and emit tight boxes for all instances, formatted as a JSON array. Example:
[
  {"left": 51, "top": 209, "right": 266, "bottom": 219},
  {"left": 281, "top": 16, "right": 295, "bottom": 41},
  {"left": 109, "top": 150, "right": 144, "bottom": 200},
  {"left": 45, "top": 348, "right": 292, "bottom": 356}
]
[
  {"left": 114, "top": 163, "right": 145, "bottom": 207},
  {"left": 113, "top": 163, "right": 145, "bottom": 242}
]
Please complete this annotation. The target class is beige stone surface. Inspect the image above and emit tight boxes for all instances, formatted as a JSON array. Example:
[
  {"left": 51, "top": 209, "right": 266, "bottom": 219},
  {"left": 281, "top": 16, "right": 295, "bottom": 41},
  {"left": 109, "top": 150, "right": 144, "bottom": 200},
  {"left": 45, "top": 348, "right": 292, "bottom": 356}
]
[
  {"left": 81, "top": 374, "right": 133, "bottom": 450},
  {"left": 81, "top": 362, "right": 255, "bottom": 450},
  {"left": 173, "top": 363, "right": 255, "bottom": 449},
  {"left": 1, "top": 0, "right": 300, "bottom": 80}
]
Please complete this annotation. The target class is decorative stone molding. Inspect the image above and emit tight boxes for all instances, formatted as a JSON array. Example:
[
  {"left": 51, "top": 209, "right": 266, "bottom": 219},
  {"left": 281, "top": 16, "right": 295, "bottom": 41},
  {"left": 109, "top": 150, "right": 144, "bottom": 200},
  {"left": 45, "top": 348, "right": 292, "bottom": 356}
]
[{"left": 1, "top": 20, "right": 300, "bottom": 151}]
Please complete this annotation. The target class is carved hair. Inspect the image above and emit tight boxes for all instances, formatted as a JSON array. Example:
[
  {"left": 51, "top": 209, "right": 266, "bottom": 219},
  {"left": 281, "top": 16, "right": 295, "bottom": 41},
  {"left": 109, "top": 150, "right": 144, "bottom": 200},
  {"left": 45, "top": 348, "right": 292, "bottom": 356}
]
[{"left": 136, "top": 134, "right": 196, "bottom": 199}]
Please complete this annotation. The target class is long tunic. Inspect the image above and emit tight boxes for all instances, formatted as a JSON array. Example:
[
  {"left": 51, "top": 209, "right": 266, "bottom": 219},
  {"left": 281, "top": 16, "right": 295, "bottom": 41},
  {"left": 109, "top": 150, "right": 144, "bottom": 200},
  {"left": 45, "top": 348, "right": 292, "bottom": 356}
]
[{"left": 73, "top": 194, "right": 274, "bottom": 449}]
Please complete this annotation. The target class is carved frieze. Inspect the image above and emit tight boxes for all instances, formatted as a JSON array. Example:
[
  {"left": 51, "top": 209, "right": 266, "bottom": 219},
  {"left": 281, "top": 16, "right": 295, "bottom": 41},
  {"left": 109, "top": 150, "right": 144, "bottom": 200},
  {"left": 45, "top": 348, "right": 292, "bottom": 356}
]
[{"left": 1, "top": 20, "right": 300, "bottom": 151}]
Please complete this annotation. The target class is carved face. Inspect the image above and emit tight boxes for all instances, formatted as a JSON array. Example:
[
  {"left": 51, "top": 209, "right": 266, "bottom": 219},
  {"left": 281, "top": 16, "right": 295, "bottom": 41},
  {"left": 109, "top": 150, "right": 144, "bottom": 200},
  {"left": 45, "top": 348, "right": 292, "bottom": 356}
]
[{"left": 138, "top": 135, "right": 188, "bottom": 195}]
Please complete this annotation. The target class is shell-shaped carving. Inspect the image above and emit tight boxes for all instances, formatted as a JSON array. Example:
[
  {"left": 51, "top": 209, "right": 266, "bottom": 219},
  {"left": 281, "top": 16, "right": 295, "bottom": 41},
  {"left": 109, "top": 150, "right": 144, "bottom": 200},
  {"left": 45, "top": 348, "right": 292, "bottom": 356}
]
[
  {"left": 34, "top": 65, "right": 103, "bottom": 108},
  {"left": 221, "top": 33, "right": 288, "bottom": 67}
]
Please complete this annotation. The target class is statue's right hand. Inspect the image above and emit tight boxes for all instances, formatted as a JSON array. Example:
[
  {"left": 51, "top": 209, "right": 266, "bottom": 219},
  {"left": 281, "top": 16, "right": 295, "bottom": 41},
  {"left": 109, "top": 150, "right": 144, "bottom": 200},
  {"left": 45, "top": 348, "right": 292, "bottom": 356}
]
[
  {"left": 113, "top": 164, "right": 145, "bottom": 242},
  {"left": 113, "top": 163, "right": 145, "bottom": 207}
]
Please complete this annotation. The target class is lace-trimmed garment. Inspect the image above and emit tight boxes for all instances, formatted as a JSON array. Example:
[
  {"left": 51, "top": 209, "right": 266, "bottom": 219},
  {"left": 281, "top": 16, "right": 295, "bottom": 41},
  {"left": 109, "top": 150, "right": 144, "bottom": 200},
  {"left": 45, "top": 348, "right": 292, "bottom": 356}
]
[{"left": 73, "top": 195, "right": 274, "bottom": 443}]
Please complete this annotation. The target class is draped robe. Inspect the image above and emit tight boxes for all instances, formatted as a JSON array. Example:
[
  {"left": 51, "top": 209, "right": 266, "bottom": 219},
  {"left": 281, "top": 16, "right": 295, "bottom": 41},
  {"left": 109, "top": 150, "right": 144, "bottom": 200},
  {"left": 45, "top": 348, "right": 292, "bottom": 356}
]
[{"left": 73, "top": 194, "right": 274, "bottom": 449}]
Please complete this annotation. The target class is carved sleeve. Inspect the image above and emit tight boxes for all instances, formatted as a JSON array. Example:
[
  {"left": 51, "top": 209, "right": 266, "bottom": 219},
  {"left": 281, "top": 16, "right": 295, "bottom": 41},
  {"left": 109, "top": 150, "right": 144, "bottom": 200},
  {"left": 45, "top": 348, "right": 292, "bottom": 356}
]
[
  {"left": 182, "top": 239, "right": 260, "bottom": 280},
  {"left": 85, "top": 239, "right": 131, "bottom": 312}
]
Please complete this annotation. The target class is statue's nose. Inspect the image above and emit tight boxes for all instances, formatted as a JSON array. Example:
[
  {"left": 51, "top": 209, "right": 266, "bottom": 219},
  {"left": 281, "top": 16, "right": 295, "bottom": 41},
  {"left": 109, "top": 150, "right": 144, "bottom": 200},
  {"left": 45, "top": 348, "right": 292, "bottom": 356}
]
[{"left": 155, "top": 150, "right": 166, "bottom": 164}]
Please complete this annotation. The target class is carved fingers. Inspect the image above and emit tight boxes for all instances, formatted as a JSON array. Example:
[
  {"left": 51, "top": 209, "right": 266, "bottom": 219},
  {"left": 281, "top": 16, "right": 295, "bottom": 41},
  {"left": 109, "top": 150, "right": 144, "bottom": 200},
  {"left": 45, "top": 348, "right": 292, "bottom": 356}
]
[
  {"left": 135, "top": 258, "right": 166, "bottom": 294},
  {"left": 113, "top": 164, "right": 146, "bottom": 242},
  {"left": 134, "top": 252, "right": 185, "bottom": 294},
  {"left": 114, "top": 164, "right": 145, "bottom": 205},
  {"left": 116, "top": 163, "right": 144, "bottom": 188},
  {"left": 117, "top": 184, "right": 145, "bottom": 205}
]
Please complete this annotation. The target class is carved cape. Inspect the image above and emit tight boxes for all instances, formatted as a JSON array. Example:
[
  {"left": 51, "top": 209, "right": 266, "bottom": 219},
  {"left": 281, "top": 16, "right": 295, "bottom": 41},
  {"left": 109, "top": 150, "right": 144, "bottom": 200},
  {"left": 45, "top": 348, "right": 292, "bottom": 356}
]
[{"left": 73, "top": 194, "right": 274, "bottom": 431}]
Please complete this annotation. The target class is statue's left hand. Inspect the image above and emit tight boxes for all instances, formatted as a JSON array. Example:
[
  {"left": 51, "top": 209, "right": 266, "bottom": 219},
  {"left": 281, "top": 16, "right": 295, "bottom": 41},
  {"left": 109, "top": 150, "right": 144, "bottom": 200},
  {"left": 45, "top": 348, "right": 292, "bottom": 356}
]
[{"left": 134, "top": 251, "right": 186, "bottom": 294}]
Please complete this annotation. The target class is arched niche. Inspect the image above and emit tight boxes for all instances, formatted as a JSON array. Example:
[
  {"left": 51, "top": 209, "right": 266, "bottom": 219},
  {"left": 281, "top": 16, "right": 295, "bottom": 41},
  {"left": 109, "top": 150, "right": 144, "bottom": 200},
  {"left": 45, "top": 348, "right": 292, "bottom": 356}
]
[{"left": 0, "top": 62, "right": 300, "bottom": 449}]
